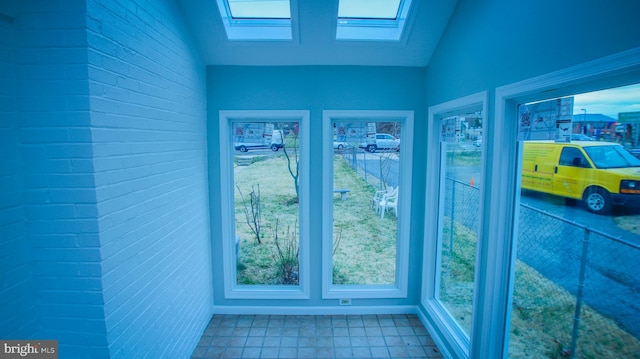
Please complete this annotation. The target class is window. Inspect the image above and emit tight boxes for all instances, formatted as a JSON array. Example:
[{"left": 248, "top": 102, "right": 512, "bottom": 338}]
[
  {"left": 336, "top": 0, "right": 413, "bottom": 41},
  {"left": 509, "top": 83, "right": 640, "bottom": 358},
  {"left": 219, "top": 111, "right": 310, "bottom": 299},
  {"left": 338, "top": 0, "right": 401, "bottom": 19},
  {"left": 227, "top": 0, "right": 290, "bottom": 19},
  {"left": 422, "top": 92, "right": 487, "bottom": 357},
  {"left": 482, "top": 48, "right": 640, "bottom": 358},
  {"left": 559, "top": 147, "right": 590, "bottom": 167},
  {"left": 215, "top": 0, "right": 294, "bottom": 40},
  {"left": 322, "top": 110, "right": 413, "bottom": 299}
]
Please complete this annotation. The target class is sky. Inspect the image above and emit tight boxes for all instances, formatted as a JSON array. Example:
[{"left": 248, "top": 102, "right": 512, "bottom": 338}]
[{"left": 573, "top": 83, "right": 640, "bottom": 119}]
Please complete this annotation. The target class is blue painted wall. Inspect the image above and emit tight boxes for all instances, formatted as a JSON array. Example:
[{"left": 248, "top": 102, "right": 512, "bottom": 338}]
[
  {"left": 425, "top": 0, "right": 640, "bottom": 106},
  {"left": 207, "top": 66, "right": 428, "bottom": 307}
]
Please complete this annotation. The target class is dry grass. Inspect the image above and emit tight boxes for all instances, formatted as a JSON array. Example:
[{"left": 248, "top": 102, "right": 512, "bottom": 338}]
[
  {"left": 613, "top": 215, "right": 640, "bottom": 235},
  {"left": 233, "top": 153, "right": 397, "bottom": 285},
  {"left": 442, "top": 218, "right": 640, "bottom": 358}
]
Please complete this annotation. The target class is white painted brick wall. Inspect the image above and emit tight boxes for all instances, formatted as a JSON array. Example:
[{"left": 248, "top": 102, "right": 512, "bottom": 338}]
[
  {"left": 12, "top": 1, "right": 110, "bottom": 357},
  {"left": 1, "top": 0, "right": 212, "bottom": 356},
  {"left": 87, "top": 0, "right": 212, "bottom": 357},
  {"left": 0, "top": 3, "right": 38, "bottom": 341}
]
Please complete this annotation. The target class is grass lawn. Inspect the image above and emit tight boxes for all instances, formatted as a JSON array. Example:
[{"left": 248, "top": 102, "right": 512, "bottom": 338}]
[
  {"left": 442, "top": 217, "right": 640, "bottom": 358},
  {"left": 233, "top": 153, "right": 397, "bottom": 285}
]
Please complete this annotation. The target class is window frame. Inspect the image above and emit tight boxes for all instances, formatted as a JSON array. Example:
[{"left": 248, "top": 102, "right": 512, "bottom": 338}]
[
  {"left": 479, "top": 48, "right": 640, "bottom": 358},
  {"left": 422, "top": 91, "right": 488, "bottom": 358},
  {"left": 215, "top": 0, "right": 298, "bottom": 41},
  {"left": 219, "top": 110, "right": 310, "bottom": 299},
  {"left": 321, "top": 110, "right": 414, "bottom": 299},
  {"left": 336, "top": 0, "right": 413, "bottom": 41}
]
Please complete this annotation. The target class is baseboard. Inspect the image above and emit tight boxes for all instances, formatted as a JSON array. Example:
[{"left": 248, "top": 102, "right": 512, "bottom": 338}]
[{"left": 212, "top": 305, "right": 419, "bottom": 316}]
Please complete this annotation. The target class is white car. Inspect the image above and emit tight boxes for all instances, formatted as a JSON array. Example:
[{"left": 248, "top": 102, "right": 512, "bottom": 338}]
[{"left": 360, "top": 133, "right": 400, "bottom": 153}]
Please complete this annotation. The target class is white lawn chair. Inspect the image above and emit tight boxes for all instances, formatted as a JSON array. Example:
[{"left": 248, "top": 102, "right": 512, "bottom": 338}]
[
  {"left": 378, "top": 187, "right": 398, "bottom": 219},
  {"left": 372, "top": 186, "right": 394, "bottom": 214}
]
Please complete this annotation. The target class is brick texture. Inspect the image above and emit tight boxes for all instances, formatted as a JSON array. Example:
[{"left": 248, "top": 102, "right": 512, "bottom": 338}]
[
  {"left": 1, "top": 0, "right": 212, "bottom": 357},
  {"left": 0, "top": 3, "right": 38, "bottom": 341},
  {"left": 11, "top": 0, "right": 110, "bottom": 357},
  {"left": 87, "top": 0, "right": 212, "bottom": 358}
]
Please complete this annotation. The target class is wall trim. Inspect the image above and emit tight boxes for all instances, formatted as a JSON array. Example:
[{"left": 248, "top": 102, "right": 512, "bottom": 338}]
[{"left": 212, "top": 305, "right": 419, "bottom": 316}]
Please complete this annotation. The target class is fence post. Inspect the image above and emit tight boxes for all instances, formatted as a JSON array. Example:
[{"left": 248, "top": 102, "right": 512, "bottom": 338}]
[
  {"left": 449, "top": 180, "right": 455, "bottom": 256},
  {"left": 569, "top": 228, "right": 591, "bottom": 359}
]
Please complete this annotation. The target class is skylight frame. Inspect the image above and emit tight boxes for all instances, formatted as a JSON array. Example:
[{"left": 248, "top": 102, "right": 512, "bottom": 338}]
[
  {"left": 216, "top": 0, "right": 294, "bottom": 41},
  {"left": 336, "top": 0, "right": 413, "bottom": 41}
]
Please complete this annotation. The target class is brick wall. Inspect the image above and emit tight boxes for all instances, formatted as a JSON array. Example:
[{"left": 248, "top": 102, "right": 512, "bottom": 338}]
[
  {"left": 1, "top": 0, "right": 212, "bottom": 357},
  {"left": 0, "top": 2, "right": 38, "bottom": 340},
  {"left": 86, "top": 0, "right": 212, "bottom": 357},
  {"left": 11, "top": 1, "right": 110, "bottom": 357}
]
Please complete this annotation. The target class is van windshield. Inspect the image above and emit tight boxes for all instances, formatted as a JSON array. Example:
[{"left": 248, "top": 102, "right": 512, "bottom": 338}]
[{"left": 584, "top": 145, "right": 640, "bottom": 169}]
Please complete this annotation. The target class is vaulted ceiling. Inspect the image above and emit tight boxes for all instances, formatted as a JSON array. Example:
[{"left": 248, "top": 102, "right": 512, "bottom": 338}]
[{"left": 178, "top": 0, "right": 458, "bottom": 67}]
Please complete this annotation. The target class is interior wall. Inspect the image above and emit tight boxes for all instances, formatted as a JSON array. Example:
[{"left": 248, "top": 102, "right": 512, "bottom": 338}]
[
  {"left": 86, "top": 0, "right": 213, "bottom": 357},
  {"left": 425, "top": 0, "right": 640, "bottom": 106},
  {"left": 10, "top": 1, "right": 110, "bottom": 356},
  {"left": 0, "top": 1, "right": 38, "bottom": 340},
  {"left": 207, "top": 65, "right": 427, "bottom": 307}
]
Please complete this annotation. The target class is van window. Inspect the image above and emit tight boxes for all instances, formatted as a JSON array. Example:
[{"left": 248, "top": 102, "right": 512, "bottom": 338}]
[
  {"left": 559, "top": 147, "right": 590, "bottom": 168},
  {"left": 584, "top": 145, "right": 640, "bottom": 168}
]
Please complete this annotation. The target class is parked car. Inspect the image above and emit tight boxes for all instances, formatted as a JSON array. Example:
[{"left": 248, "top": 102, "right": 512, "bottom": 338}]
[
  {"left": 571, "top": 133, "right": 594, "bottom": 141},
  {"left": 521, "top": 140, "right": 640, "bottom": 215},
  {"left": 333, "top": 141, "right": 351, "bottom": 150},
  {"left": 360, "top": 133, "right": 400, "bottom": 153},
  {"left": 235, "top": 130, "right": 283, "bottom": 152}
]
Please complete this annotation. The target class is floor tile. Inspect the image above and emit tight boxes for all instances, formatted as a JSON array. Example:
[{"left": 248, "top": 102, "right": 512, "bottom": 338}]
[{"left": 191, "top": 314, "right": 441, "bottom": 359}]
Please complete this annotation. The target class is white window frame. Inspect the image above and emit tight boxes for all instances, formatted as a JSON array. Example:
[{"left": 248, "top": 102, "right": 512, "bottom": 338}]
[
  {"left": 214, "top": 0, "right": 298, "bottom": 41},
  {"left": 321, "top": 110, "right": 414, "bottom": 299},
  {"left": 219, "top": 110, "right": 310, "bottom": 299},
  {"left": 479, "top": 47, "right": 640, "bottom": 359},
  {"left": 336, "top": 0, "right": 413, "bottom": 41},
  {"left": 422, "top": 91, "right": 487, "bottom": 358}
]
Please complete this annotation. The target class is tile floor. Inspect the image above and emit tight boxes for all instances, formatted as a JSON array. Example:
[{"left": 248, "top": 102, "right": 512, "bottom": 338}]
[{"left": 191, "top": 314, "right": 443, "bottom": 359}]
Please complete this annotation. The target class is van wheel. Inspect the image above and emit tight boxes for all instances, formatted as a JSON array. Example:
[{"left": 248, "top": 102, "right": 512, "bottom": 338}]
[
  {"left": 583, "top": 187, "right": 612, "bottom": 215},
  {"left": 271, "top": 144, "right": 279, "bottom": 152},
  {"left": 367, "top": 144, "right": 376, "bottom": 153},
  {"left": 239, "top": 146, "right": 248, "bottom": 152}
]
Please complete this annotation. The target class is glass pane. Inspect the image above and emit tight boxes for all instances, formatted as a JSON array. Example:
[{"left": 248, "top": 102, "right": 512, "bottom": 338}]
[
  {"left": 338, "top": 0, "right": 401, "bottom": 19},
  {"left": 228, "top": 0, "right": 291, "bottom": 19},
  {"left": 437, "top": 113, "right": 483, "bottom": 336},
  {"left": 332, "top": 121, "right": 401, "bottom": 285},
  {"left": 232, "top": 121, "right": 300, "bottom": 285},
  {"left": 509, "top": 83, "right": 640, "bottom": 358}
]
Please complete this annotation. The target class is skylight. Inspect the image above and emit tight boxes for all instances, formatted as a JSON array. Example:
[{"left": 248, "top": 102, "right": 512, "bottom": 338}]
[
  {"left": 336, "top": 0, "right": 412, "bottom": 41},
  {"left": 338, "top": 0, "right": 401, "bottom": 20},
  {"left": 216, "top": 0, "right": 293, "bottom": 40},
  {"left": 227, "top": 0, "right": 290, "bottom": 19}
]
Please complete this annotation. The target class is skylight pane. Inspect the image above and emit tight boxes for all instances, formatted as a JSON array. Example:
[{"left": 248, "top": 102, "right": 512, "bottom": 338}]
[
  {"left": 227, "top": 0, "right": 291, "bottom": 19},
  {"left": 338, "top": 0, "right": 401, "bottom": 20}
]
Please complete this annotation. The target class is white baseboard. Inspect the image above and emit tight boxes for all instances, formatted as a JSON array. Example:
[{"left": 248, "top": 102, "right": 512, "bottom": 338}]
[{"left": 212, "top": 305, "right": 419, "bottom": 316}]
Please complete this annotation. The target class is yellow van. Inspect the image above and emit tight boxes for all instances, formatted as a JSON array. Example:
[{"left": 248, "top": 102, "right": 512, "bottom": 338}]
[{"left": 522, "top": 141, "right": 640, "bottom": 214}]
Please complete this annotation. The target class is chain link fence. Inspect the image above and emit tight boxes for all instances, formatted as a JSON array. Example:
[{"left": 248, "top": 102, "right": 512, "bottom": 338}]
[
  {"left": 513, "top": 203, "right": 640, "bottom": 358},
  {"left": 440, "top": 177, "right": 640, "bottom": 358}
]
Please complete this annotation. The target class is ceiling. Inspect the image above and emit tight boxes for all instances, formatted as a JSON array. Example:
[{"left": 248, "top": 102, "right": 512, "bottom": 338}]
[{"left": 177, "top": 0, "right": 458, "bottom": 67}]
